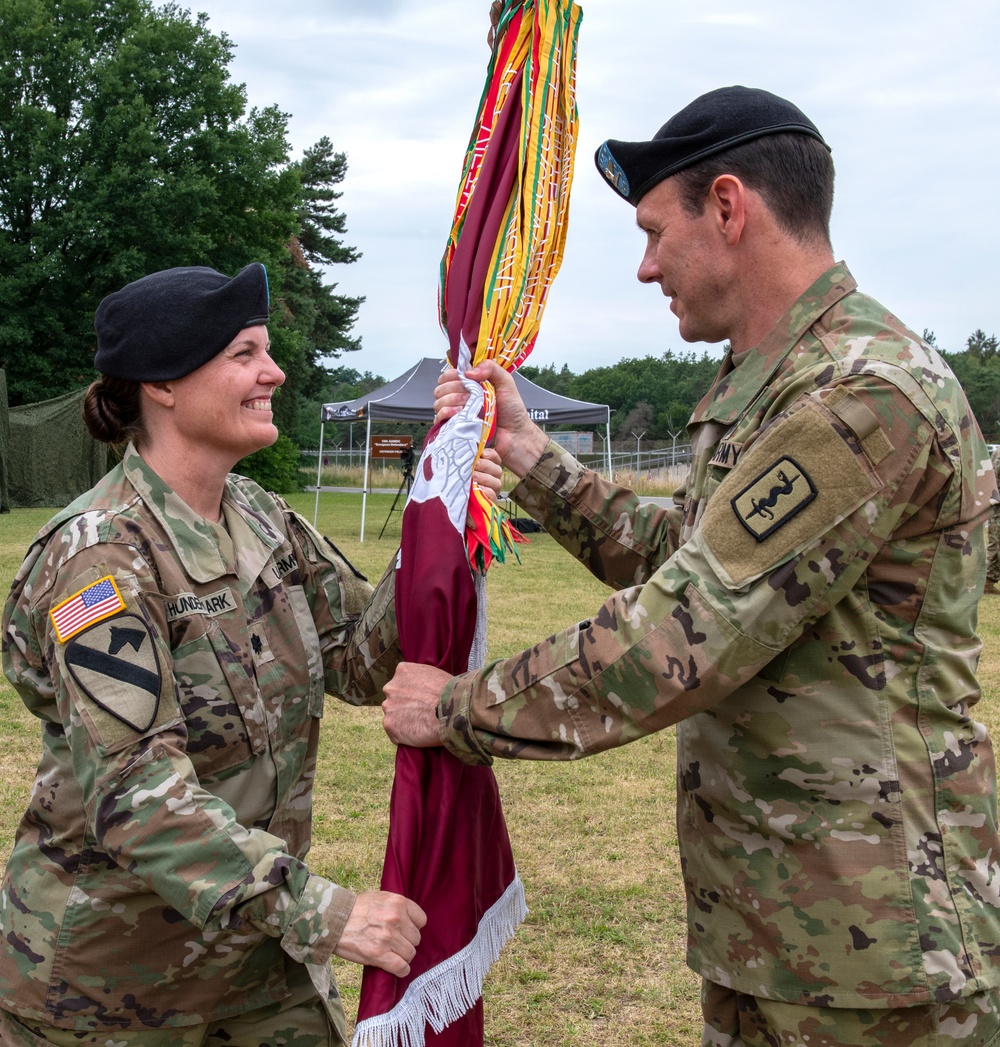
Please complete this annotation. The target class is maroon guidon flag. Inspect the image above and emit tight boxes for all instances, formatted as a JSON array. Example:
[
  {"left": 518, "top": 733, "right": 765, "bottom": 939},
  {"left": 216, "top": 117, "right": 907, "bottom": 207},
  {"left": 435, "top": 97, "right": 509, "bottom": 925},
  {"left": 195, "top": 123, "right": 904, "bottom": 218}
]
[{"left": 352, "top": 3, "right": 581, "bottom": 1044}]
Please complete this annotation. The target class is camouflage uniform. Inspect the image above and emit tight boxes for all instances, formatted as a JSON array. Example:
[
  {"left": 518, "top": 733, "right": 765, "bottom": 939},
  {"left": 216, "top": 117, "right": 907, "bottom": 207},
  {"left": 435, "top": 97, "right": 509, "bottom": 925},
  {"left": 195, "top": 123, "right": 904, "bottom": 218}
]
[
  {"left": 987, "top": 446, "right": 1000, "bottom": 589},
  {"left": 435, "top": 265, "right": 1000, "bottom": 1024},
  {"left": 0, "top": 445, "right": 400, "bottom": 1039}
]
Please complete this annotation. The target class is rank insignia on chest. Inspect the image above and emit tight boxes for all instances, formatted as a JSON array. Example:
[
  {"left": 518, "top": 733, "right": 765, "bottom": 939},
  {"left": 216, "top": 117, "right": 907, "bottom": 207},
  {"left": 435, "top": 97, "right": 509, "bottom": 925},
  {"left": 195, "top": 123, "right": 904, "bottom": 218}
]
[
  {"left": 250, "top": 628, "right": 275, "bottom": 667},
  {"left": 731, "top": 456, "right": 817, "bottom": 541}
]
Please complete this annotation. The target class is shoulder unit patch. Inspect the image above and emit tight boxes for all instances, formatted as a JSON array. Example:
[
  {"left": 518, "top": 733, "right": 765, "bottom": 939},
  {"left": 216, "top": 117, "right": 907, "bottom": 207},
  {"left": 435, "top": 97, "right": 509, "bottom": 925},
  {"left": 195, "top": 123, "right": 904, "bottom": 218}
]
[
  {"left": 699, "top": 397, "right": 884, "bottom": 590},
  {"left": 65, "top": 614, "right": 162, "bottom": 733},
  {"left": 731, "top": 456, "right": 817, "bottom": 541}
]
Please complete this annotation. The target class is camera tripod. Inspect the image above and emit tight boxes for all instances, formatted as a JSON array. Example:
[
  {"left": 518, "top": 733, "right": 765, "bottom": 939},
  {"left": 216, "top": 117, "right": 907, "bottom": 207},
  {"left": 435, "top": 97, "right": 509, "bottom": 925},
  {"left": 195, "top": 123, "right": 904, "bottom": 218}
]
[{"left": 378, "top": 448, "right": 415, "bottom": 539}]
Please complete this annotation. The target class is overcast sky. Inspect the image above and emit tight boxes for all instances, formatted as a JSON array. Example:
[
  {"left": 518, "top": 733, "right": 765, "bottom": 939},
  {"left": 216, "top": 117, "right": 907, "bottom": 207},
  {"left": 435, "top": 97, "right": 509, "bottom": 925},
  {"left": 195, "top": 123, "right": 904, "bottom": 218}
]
[{"left": 190, "top": 0, "right": 1000, "bottom": 380}]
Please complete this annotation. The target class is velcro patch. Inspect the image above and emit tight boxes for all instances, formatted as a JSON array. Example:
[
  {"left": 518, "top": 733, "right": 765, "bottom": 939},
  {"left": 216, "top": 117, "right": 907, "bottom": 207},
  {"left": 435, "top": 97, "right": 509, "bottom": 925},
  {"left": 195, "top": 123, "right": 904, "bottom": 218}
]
[
  {"left": 731, "top": 457, "right": 816, "bottom": 541},
  {"left": 699, "top": 397, "right": 883, "bottom": 589},
  {"left": 50, "top": 575, "right": 125, "bottom": 643},
  {"left": 65, "top": 614, "right": 162, "bottom": 732},
  {"left": 823, "top": 386, "right": 892, "bottom": 465}
]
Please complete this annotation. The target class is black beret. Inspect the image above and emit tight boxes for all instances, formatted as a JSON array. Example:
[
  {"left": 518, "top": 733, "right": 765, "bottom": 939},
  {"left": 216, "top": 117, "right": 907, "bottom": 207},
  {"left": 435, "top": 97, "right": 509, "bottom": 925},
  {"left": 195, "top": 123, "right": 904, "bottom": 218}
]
[
  {"left": 94, "top": 263, "right": 270, "bottom": 381},
  {"left": 595, "top": 85, "right": 830, "bottom": 206}
]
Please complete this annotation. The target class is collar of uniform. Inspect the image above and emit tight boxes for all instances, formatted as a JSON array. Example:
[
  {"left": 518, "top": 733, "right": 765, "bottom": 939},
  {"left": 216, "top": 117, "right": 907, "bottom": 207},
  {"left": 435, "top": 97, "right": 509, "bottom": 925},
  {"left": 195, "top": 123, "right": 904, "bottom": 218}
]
[
  {"left": 121, "top": 444, "right": 277, "bottom": 584},
  {"left": 220, "top": 485, "right": 287, "bottom": 591},
  {"left": 691, "top": 262, "right": 857, "bottom": 427}
]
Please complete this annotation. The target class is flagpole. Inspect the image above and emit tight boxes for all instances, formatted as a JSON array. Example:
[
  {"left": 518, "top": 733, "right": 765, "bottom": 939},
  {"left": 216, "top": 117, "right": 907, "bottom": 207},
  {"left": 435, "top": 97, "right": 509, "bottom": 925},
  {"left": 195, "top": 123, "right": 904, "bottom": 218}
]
[
  {"left": 313, "top": 421, "right": 325, "bottom": 527},
  {"left": 360, "top": 410, "right": 373, "bottom": 542},
  {"left": 605, "top": 416, "right": 612, "bottom": 480}
]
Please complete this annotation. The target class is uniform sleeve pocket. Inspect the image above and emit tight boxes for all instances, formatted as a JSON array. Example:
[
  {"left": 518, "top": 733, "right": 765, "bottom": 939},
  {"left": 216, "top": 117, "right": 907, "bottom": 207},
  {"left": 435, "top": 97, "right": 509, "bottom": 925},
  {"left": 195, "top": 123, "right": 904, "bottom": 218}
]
[{"left": 699, "top": 397, "right": 884, "bottom": 590}]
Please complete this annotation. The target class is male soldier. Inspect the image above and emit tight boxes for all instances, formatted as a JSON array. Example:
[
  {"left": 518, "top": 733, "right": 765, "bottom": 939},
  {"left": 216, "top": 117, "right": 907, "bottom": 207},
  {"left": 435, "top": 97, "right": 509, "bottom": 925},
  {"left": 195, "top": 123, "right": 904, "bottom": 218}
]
[{"left": 381, "top": 87, "right": 1000, "bottom": 1046}]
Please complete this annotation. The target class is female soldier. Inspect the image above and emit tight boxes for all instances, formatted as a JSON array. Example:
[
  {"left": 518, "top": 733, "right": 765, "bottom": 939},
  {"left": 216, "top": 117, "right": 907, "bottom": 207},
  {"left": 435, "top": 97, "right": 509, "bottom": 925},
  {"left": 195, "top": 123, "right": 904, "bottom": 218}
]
[{"left": 0, "top": 263, "right": 499, "bottom": 1046}]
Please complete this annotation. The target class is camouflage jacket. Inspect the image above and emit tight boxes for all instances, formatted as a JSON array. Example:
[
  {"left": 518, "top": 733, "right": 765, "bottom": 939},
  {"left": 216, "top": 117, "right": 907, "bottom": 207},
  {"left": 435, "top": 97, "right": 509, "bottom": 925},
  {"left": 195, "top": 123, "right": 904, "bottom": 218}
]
[
  {"left": 1, "top": 446, "right": 399, "bottom": 1030},
  {"left": 437, "top": 264, "right": 1000, "bottom": 1008}
]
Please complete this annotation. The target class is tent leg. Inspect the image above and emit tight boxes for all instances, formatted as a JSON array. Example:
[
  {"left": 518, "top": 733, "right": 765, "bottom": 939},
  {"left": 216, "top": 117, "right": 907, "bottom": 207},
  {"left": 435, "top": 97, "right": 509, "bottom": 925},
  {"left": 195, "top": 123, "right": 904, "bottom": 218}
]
[
  {"left": 360, "top": 415, "right": 373, "bottom": 542},
  {"left": 605, "top": 420, "right": 612, "bottom": 481},
  {"left": 313, "top": 423, "right": 325, "bottom": 527}
]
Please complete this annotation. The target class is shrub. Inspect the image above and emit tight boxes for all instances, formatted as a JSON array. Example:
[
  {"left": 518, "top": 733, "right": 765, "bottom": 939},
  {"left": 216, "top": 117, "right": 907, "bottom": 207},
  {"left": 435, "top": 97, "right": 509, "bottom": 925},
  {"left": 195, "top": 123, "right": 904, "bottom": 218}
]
[{"left": 236, "top": 436, "right": 305, "bottom": 494}]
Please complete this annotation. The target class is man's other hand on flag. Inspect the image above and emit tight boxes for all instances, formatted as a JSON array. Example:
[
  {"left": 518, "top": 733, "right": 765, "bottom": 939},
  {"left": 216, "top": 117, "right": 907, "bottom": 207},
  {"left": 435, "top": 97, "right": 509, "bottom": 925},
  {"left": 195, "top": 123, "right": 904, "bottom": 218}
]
[
  {"left": 382, "top": 662, "right": 453, "bottom": 749},
  {"left": 333, "top": 890, "right": 427, "bottom": 978}
]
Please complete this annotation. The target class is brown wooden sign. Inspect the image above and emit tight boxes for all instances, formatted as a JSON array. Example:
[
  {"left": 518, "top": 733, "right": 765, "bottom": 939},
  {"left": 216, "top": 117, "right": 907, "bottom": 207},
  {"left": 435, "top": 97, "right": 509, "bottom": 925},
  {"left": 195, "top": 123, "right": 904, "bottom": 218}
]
[{"left": 369, "top": 435, "right": 413, "bottom": 460}]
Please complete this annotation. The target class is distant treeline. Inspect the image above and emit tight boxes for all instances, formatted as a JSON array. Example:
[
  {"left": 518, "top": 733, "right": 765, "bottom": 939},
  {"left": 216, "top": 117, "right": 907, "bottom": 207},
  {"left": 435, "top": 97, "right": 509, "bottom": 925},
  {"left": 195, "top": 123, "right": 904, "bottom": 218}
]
[
  {"left": 302, "top": 329, "right": 1000, "bottom": 451},
  {"left": 939, "top": 330, "right": 1000, "bottom": 443}
]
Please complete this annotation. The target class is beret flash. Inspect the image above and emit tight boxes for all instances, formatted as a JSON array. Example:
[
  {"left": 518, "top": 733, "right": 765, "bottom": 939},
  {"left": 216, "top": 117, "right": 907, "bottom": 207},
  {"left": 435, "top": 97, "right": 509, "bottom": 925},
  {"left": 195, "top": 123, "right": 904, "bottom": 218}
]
[
  {"left": 595, "top": 85, "right": 830, "bottom": 206},
  {"left": 94, "top": 263, "right": 270, "bottom": 381}
]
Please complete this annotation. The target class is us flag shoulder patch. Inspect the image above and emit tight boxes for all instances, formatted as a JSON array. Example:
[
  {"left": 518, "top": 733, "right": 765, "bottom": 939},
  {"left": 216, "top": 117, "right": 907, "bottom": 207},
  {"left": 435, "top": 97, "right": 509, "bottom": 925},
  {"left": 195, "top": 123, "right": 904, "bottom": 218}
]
[{"left": 50, "top": 575, "right": 125, "bottom": 643}]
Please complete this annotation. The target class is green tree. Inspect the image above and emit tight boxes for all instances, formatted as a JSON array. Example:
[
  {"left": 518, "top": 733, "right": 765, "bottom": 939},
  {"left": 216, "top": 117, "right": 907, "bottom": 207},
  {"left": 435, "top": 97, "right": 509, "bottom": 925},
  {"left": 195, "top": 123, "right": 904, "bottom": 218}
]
[
  {"left": 965, "top": 329, "right": 999, "bottom": 362},
  {"left": 295, "top": 137, "right": 361, "bottom": 269},
  {"left": 0, "top": 0, "right": 300, "bottom": 405},
  {"left": 292, "top": 366, "right": 387, "bottom": 450},
  {"left": 519, "top": 362, "right": 575, "bottom": 396},
  {"left": 255, "top": 138, "right": 368, "bottom": 464},
  {"left": 943, "top": 331, "right": 1000, "bottom": 442},
  {"left": 618, "top": 401, "right": 655, "bottom": 444},
  {"left": 570, "top": 351, "right": 717, "bottom": 440},
  {"left": 236, "top": 436, "right": 305, "bottom": 495},
  {"left": 263, "top": 142, "right": 366, "bottom": 440}
]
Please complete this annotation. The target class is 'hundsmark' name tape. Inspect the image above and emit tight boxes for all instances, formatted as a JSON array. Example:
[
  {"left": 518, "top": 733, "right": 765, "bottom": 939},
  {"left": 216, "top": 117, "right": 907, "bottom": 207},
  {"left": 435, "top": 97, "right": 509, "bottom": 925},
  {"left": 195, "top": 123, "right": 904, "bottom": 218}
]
[{"left": 165, "top": 589, "right": 236, "bottom": 622}]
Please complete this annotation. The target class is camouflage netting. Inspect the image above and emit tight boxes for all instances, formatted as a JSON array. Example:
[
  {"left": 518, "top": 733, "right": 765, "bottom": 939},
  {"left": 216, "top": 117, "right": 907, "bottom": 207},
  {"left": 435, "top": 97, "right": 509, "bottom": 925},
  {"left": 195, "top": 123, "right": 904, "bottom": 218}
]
[
  {"left": 4, "top": 378, "right": 109, "bottom": 508},
  {"left": 0, "top": 370, "right": 10, "bottom": 512}
]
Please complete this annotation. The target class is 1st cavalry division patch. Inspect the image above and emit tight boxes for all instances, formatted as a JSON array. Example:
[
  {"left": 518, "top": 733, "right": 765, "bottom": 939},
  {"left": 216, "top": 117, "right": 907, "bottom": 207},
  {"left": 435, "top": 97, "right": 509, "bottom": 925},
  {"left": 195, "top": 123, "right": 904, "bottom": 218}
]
[
  {"left": 64, "top": 614, "right": 162, "bottom": 733},
  {"left": 732, "top": 456, "right": 817, "bottom": 541}
]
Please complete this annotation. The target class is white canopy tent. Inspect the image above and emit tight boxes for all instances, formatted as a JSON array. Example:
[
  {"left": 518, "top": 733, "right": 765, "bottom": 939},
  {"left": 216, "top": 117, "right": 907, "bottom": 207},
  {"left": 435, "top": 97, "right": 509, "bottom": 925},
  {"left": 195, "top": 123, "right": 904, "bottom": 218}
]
[{"left": 314, "top": 357, "right": 612, "bottom": 539}]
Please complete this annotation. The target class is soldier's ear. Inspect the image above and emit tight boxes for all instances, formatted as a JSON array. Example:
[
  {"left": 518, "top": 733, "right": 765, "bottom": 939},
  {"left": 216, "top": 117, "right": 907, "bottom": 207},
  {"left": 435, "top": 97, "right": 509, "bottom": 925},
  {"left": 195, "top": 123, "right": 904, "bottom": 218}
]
[
  {"left": 141, "top": 381, "right": 176, "bottom": 408},
  {"left": 708, "top": 174, "right": 746, "bottom": 245}
]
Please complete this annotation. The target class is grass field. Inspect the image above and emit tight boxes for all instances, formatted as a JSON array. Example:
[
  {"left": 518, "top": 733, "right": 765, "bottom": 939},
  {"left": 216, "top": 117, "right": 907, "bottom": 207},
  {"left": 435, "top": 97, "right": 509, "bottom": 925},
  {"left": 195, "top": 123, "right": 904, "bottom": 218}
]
[{"left": 2, "top": 493, "right": 1000, "bottom": 1045}]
